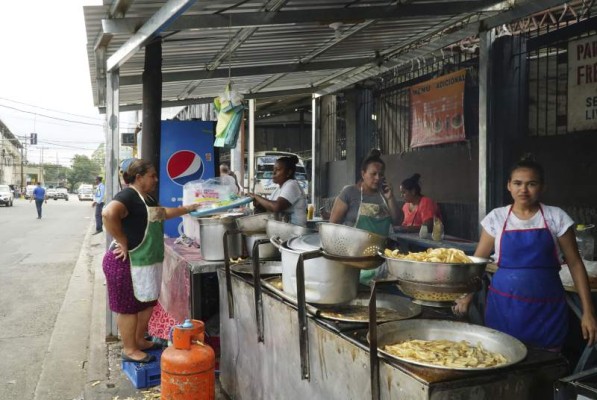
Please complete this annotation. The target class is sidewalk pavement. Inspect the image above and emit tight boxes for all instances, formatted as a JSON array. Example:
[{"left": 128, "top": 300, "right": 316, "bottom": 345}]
[{"left": 44, "top": 224, "right": 226, "bottom": 400}]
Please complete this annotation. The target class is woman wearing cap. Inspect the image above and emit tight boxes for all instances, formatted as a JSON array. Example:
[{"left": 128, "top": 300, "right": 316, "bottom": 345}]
[
  {"left": 249, "top": 155, "right": 307, "bottom": 226},
  {"left": 102, "top": 159, "right": 201, "bottom": 363}
]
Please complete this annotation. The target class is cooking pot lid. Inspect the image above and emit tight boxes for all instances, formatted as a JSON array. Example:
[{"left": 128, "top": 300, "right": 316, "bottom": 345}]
[{"left": 287, "top": 233, "right": 321, "bottom": 251}]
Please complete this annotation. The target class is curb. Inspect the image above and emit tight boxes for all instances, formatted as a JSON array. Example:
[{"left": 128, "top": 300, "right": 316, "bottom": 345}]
[{"left": 33, "top": 222, "right": 95, "bottom": 400}]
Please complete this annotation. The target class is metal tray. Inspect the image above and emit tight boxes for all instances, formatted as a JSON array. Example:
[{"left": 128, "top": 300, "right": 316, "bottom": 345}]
[
  {"left": 317, "top": 292, "right": 421, "bottom": 323},
  {"left": 373, "top": 319, "right": 527, "bottom": 371}
]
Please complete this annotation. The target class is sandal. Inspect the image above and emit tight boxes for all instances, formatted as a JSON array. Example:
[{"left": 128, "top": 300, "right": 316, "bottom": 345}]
[{"left": 121, "top": 351, "right": 156, "bottom": 363}]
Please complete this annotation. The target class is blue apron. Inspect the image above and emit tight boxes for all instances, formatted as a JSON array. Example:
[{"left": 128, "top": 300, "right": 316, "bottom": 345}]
[{"left": 486, "top": 206, "right": 568, "bottom": 349}]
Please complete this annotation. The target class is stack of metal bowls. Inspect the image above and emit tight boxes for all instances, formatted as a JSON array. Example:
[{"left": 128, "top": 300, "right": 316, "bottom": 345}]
[{"left": 236, "top": 213, "right": 279, "bottom": 259}]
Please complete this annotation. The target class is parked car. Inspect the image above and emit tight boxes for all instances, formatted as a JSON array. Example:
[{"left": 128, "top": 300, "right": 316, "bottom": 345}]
[
  {"left": 46, "top": 188, "right": 58, "bottom": 200},
  {"left": 25, "top": 184, "right": 36, "bottom": 199},
  {"left": 78, "top": 184, "right": 94, "bottom": 201},
  {"left": 0, "top": 184, "right": 14, "bottom": 207},
  {"left": 55, "top": 188, "right": 69, "bottom": 201}
]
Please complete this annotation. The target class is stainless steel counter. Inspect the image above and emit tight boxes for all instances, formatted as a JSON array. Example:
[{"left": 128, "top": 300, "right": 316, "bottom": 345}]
[{"left": 217, "top": 268, "right": 569, "bottom": 400}]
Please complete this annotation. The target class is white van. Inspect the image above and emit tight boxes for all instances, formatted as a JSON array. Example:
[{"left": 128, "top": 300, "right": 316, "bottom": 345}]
[{"left": 252, "top": 151, "right": 309, "bottom": 198}]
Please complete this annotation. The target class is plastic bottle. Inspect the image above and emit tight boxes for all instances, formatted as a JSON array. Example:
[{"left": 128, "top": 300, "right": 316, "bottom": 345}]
[
  {"left": 432, "top": 217, "right": 444, "bottom": 241},
  {"left": 307, "top": 204, "right": 314, "bottom": 220},
  {"left": 576, "top": 224, "right": 595, "bottom": 261}
]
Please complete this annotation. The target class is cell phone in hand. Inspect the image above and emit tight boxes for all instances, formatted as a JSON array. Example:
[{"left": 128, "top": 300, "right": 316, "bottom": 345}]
[{"left": 380, "top": 178, "right": 389, "bottom": 192}]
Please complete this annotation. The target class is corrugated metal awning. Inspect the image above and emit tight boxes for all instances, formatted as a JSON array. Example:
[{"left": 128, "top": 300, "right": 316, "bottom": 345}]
[{"left": 84, "top": 0, "right": 569, "bottom": 111}]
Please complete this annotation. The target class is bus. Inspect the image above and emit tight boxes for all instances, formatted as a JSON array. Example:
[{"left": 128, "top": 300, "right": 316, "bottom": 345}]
[{"left": 251, "top": 151, "right": 309, "bottom": 199}]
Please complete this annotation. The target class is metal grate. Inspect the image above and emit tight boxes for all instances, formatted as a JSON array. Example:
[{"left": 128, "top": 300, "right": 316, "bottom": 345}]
[{"left": 325, "top": 95, "right": 347, "bottom": 161}]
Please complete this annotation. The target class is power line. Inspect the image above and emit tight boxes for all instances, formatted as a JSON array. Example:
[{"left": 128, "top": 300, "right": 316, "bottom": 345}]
[
  {"left": 0, "top": 97, "right": 129, "bottom": 124},
  {"left": 0, "top": 104, "right": 108, "bottom": 127}
]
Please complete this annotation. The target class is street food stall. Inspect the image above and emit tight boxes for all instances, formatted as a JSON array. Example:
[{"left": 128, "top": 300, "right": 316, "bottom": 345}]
[{"left": 155, "top": 215, "right": 581, "bottom": 399}]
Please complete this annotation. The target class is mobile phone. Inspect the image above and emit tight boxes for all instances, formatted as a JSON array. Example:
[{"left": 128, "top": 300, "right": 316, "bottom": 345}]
[{"left": 380, "top": 178, "right": 389, "bottom": 192}]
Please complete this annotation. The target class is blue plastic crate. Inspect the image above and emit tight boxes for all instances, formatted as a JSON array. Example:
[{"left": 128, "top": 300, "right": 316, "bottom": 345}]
[{"left": 121, "top": 348, "right": 163, "bottom": 389}]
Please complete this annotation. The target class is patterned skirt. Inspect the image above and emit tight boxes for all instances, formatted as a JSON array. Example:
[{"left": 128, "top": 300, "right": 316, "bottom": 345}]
[{"left": 103, "top": 250, "right": 157, "bottom": 314}]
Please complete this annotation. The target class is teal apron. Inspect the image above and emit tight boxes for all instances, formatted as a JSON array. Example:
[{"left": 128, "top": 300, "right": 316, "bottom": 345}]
[
  {"left": 354, "top": 187, "right": 391, "bottom": 285},
  {"left": 128, "top": 188, "right": 165, "bottom": 302}
]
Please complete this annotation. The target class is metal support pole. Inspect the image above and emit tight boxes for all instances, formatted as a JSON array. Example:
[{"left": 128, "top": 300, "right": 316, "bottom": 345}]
[
  {"left": 478, "top": 29, "right": 495, "bottom": 222},
  {"left": 141, "top": 38, "right": 162, "bottom": 195},
  {"left": 248, "top": 99, "right": 255, "bottom": 193},
  {"left": 311, "top": 96, "right": 316, "bottom": 205},
  {"left": 105, "top": 69, "right": 120, "bottom": 339}
]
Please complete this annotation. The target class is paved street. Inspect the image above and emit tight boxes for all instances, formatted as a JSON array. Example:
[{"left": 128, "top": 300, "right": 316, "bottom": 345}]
[{"left": 0, "top": 195, "right": 95, "bottom": 400}]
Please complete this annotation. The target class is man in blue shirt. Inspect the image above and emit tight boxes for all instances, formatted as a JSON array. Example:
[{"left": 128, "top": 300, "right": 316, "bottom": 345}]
[
  {"left": 30, "top": 182, "right": 47, "bottom": 219},
  {"left": 92, "top": 176, "right": 106, "bottom": 234}
]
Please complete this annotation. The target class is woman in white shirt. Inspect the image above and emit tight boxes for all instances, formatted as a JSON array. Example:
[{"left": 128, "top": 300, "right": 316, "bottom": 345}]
[
  {"left": 250, "top": 155, "right": 307, "bottom": 227},
  {"left": 454, "top": 156, "right": 596, "bottom": 350}
]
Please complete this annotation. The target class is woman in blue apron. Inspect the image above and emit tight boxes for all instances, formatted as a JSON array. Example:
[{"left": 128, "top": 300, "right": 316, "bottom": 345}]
[
  {"left": 455, "top": 156, "right": 596, "bottom": 349},
  {"left": 329, "top": 149, "right": 400, "bottom": 284},
  {"left": 102, "top": 159, "right": 201, "bottom": 363}
]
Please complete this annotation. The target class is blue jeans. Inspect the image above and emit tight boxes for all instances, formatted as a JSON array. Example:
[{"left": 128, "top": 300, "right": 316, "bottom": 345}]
[
  {"left": 95, "top": 202, "right": 104, "bottom": 231},
  {"left": 35, "top": 199, "right": 44, "bottom": 218}
]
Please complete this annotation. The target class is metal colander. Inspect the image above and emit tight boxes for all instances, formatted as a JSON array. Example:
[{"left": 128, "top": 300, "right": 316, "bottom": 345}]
[{"left": 318, "top": 222, "right": 387, "bottom": 257}]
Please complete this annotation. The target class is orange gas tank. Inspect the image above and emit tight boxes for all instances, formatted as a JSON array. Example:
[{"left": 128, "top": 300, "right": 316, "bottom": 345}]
[{"left": 161, "top": 319, "right": 215, "bottom": 400}]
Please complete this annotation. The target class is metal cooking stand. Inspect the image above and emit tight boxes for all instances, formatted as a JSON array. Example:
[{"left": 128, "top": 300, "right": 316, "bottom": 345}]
[
  {"left": 368, "top": 278, "right": 401, "bottom": 400},
  {"left": 223, "top": 229, "right": 240, "bottom": 318},
  {"left": 294, "top": 249, "right": 325, "bottom": 381},
  {"left": 251, "top": 237, "right": 278, "bottom": 343}
]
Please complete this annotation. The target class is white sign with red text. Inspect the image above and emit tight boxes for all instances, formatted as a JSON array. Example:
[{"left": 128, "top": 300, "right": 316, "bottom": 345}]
[{"left": 568, "top": 36, "right": 597, "bottom": 132}]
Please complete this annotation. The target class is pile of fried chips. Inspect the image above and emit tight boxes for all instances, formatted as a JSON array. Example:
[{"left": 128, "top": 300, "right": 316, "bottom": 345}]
[
  {"left": 384, "top": 339, "right": 507, "bottom": 368},
  {"left": 384, "top": 247, "right": 473, "bottom": 263}
]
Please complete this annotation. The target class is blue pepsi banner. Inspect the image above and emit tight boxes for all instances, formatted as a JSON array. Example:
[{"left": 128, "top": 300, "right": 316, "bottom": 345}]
[{"left": 159, "top": 120, "right": 215, "bottom": 237}]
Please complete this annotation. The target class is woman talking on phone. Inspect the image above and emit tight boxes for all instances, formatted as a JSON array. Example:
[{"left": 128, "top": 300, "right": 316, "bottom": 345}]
[{"left": 329, "top": 149, "right": 401, "bottom": 283}]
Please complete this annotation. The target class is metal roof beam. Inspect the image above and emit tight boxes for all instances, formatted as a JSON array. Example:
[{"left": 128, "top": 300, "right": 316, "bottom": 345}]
[
  {"left": 119, "top": 57, "right": 378, "bottom": 85},
  {"left": 106, "top": 0, "right": 197, "bottom": 72},
  {"left": 109, "top": 0, "right": 135, "bottom": 18},
  {"left": 315, "top": 0, "right": 570, "bottom": 96},
  {"left": 102, "top": 1, "right": 503, "bottom": 33},
  {"left": 99, "top": 87, "right": 316, "bottom": 113}
]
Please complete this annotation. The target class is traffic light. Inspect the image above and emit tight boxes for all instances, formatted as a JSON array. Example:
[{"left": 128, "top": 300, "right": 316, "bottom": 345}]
[{"left": 30, "top": 133, "right": 37, "bottom": 145}]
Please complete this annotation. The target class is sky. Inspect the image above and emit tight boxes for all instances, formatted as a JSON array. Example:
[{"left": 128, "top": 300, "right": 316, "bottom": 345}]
[{"left": 0, "top": 0, "right": 124, "bottom": 167}]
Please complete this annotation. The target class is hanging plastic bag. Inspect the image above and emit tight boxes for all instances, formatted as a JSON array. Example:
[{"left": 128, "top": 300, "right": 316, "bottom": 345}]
[{"left": 214, "top": 83, "right": 246, "bottom": 148}]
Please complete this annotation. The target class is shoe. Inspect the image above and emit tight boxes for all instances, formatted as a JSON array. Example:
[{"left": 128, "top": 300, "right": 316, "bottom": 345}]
[
  {"left": 121, "top": 351, "right": 156, "bottom": 364},
  {"left": 92, "top": 230, "right": 103, "bottom": 235},
  {"left": 139, "top": 342, "right": 166, "bottom": 351}
]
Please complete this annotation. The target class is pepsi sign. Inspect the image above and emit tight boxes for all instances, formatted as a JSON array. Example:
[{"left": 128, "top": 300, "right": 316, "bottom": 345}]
[{"left": 166, "top": 150, "right": 205, "bottom": 186}]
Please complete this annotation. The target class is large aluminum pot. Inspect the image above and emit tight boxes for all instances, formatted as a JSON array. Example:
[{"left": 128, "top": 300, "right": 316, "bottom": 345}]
[
  {"left": 273, "top": 233, "right": 360, "bottom": 305},
  {"left": 318, "top": 222, "right": 387, "bottom": 257},
  {"left": 236, "top": 213, "right": 273, "bottom": 234},
  {"left": 245, "top": 233, "right": 279, "bottom": 259},
  {"left": 383, "top": 254, "right": 489, "bottom": 285},
  {"left": 266, "top": 219, "right": 314, "bottom": 242},
  {"left": 197, "top": 215, "right": 243, "bottom": 261},
  {"left": 374, "top": 319, "right": 527, "bottom": 371}
]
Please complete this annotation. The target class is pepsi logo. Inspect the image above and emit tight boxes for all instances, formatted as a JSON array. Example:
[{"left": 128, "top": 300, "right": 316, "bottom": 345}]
[{"left": 167, "top": 150, "right": 205, "bottom": 186}]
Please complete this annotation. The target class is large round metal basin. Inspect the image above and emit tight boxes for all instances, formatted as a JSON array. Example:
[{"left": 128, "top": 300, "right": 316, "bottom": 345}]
[
  {"left": 383, "top": 254, "right": 489, "bottom": 285},
  {"left": 374, "top": 319, "right": 527, "bottom": 371}
]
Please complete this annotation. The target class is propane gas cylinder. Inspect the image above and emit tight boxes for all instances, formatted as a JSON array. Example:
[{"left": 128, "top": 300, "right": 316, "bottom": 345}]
[{"left": 161, "top": 319, "right": 215, "bottom": 400}]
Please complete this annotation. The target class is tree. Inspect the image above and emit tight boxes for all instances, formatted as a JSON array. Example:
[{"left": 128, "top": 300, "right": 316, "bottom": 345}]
[
  {"left": 91, "top": 143, "right": 105, "bottom": 176},
  {"left": 68, "top": 155, "right": 101, "bottom": 189}
]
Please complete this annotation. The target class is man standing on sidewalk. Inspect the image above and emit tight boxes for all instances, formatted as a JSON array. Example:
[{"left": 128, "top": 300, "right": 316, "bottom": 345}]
[
  {"left": 92, "top": 176, "right": 106, "bottom": 234},
  {"left": 30, "top": 182, "right": 47, "bottom": 219}
]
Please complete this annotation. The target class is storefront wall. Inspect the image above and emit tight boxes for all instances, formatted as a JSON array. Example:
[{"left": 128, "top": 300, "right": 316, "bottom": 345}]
[{"left": 321, "top": 21, "right": 597, "bottom": 244}]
